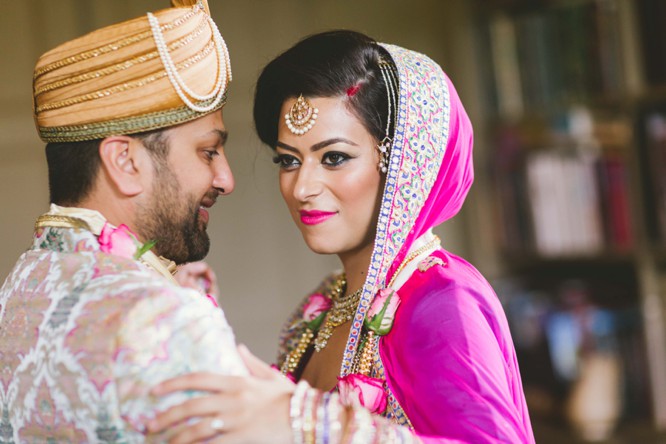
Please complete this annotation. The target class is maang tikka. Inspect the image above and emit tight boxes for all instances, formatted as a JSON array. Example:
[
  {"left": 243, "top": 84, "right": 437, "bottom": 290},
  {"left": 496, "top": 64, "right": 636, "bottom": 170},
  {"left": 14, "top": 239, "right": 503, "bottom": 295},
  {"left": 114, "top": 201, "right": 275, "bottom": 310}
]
[
  {"left": 285, "top": 95, "right": 319, "bottom": 135},
  {"left": 377, "top": 58, "right": 398, "bottom": 173}
]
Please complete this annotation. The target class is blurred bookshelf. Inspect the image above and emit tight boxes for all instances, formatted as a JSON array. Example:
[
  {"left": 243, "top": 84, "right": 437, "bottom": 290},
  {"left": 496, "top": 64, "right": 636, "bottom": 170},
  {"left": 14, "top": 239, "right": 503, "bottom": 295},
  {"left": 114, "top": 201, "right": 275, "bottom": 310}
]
[{"left": 473, "top": 0, "right": 666, "bottom": 441}]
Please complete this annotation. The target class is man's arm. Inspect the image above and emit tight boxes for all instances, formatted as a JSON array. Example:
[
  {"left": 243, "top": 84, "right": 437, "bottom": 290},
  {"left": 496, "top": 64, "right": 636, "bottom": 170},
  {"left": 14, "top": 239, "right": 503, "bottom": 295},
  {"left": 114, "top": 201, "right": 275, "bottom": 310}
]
[{"left": 112, "top": 286, "right": 246, "bottom": 441}]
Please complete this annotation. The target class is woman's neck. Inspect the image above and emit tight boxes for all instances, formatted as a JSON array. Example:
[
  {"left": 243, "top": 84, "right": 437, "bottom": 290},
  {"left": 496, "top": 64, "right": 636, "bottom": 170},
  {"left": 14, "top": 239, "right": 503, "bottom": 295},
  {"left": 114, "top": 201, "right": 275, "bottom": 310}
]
[{"left": 338, "top": 242, "right": 374, "bottom": 296}]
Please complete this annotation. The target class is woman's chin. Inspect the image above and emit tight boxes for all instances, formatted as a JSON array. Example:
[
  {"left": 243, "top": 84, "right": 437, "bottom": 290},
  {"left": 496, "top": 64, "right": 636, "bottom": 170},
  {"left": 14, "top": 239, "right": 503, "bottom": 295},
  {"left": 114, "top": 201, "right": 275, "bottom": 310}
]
[{"left": 302, "top": 237, "right": 339, "bottom": 255}]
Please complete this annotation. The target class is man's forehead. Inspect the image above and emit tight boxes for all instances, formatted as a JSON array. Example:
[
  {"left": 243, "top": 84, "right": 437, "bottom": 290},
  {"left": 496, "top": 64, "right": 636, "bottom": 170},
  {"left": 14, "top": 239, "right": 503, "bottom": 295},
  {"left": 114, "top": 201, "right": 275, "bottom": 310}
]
[{"left": 168, "top": 111, "right": 227, "bottom": 138}]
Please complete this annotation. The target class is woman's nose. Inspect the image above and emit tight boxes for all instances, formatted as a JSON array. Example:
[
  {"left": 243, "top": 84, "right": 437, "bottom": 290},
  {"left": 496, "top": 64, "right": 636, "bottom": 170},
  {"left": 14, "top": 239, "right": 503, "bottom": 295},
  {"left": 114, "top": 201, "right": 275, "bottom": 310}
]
[{"left": 292, "top": 164, "right": 322, "bottom": 202}]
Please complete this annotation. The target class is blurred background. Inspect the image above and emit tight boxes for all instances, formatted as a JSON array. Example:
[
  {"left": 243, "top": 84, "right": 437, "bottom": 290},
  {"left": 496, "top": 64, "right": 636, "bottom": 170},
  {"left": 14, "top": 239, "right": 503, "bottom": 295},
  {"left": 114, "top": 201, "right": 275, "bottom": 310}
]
[{"left": 1, "top": 0, "right": 666, "bottom": 442}]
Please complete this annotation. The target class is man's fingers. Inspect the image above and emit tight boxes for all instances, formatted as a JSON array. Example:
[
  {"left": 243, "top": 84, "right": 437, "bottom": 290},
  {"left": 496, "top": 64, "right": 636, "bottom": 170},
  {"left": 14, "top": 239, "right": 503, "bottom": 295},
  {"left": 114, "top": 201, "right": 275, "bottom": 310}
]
[
  {"left": 146, "top": 397, "right": 214, "bottom": 432},
  {"left": 178, "top": 261, "right": 211, "bottom": 274},
  {"left": 175, "top": 262, "right": 219, "bottom": 295},
  {"left": 238, "top": 344, "right": 276, "bottom": 379},
  {"left": 151, "top": 372, "right": 242, "bottom": 396},
  {"left": 168, "top": 416, "right": 231, "bottom": 444}
]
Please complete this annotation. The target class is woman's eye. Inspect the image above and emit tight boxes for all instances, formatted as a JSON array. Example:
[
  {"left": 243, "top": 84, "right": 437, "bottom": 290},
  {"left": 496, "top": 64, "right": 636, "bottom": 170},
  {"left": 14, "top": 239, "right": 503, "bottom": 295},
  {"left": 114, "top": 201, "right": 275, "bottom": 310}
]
[
  {"left": 322, "top": 151, "right": 350, "bottom": 166},
  {"left": 273, "top": 154, "right": 300, "bottom": 170}
]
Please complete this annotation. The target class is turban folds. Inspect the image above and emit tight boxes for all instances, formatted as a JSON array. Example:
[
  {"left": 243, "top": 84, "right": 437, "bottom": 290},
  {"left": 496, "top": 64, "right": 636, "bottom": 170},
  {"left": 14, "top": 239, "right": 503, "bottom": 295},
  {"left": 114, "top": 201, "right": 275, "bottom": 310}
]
[{"left": 33, "top": 0, "right": 230, "bottom": 142}]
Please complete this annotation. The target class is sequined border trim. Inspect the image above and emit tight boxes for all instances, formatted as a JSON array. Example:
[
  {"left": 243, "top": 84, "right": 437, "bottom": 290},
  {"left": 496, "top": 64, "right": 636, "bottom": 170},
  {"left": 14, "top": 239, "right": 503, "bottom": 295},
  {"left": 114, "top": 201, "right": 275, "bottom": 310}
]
[
  {"left": 371, "top": 336, "right": 413, "bottom": 428},
  {"left": 38, "top": 95, "right": 226, "bottom": 143},
  {"left": 340, "top": 45, "right": 452, "bottom": 375}
]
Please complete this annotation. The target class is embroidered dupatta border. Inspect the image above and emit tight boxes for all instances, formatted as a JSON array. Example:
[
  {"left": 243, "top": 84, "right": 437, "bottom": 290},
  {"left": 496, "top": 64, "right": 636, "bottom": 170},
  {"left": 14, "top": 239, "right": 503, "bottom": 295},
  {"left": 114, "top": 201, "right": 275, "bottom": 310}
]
[{"left": 340, "top": 44, "right": 452, "bottom": 375}]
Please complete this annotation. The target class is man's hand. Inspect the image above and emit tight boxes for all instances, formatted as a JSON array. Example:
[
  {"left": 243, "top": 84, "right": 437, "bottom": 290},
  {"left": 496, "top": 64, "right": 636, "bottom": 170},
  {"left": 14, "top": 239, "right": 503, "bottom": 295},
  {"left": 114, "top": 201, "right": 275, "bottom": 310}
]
[
  {"left": 174, "top": 261, "right": 220, "bottom": 300},
  {"left": 146, "top": 345, "right": 295, "bottom": 443}
]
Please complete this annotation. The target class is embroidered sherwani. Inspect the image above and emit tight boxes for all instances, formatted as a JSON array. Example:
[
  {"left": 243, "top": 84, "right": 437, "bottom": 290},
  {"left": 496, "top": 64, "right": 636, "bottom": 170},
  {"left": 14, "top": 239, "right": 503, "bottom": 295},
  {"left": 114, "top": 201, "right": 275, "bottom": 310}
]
[{"left": 0, "top": 206, "right": 246, "bottom": 442}]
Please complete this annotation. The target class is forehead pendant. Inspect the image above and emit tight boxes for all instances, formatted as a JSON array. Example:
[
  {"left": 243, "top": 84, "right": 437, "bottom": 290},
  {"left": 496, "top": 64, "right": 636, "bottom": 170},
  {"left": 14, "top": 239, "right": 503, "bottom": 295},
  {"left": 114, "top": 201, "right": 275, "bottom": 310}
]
[{"left": 285, "top": 95, "right": 319, "bottom": 135}]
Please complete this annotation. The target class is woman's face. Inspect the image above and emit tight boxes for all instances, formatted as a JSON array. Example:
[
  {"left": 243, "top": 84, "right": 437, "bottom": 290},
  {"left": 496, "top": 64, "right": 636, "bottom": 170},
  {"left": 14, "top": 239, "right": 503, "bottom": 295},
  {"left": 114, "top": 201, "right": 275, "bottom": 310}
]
[{"left": 275, "top": 96, "right": 383, "bottom": 257}]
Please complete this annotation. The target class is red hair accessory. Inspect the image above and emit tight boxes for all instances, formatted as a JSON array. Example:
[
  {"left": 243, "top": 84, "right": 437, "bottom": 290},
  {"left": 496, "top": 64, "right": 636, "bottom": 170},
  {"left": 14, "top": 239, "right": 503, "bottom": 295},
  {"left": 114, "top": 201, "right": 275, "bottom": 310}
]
[{"left": 346, "top": 84, "right": 362, "bottom": 97}]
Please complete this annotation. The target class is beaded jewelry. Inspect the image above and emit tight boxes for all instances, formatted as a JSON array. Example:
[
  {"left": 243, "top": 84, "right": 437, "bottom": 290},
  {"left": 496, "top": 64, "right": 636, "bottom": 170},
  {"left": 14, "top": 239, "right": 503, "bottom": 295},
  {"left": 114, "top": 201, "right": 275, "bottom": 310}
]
[
  {"left": 313, "top": 282, "right": 363, "bottom": 352},
  {"left": 350, "top": 235, "right": 441, "bottom": 377},
  {"left": 316, "top": 392, "right": 328, "bottom": 444},
  {"left": 289, "top": 379, "right": 425, "bottom": 443},
  {"left": 290, "top": 381, "right": 310, "bottom": 444},
  {"left": 280, "top": 273, "right": 350, "bottom": 375},
  {"left": 282, "top": 236, "right": 442, "bottom": 377},
  {"left": 147, "top": 3, "right": 231, "bottom": 113},
  {"left": 376, "top": 58, "right": 399, "bottom": 173},
  {"left": 302, "top": 388, "right": 319, "bottom": 444},
  {"left": 285, "top": 95, "right": 319, "bottom": 135}
]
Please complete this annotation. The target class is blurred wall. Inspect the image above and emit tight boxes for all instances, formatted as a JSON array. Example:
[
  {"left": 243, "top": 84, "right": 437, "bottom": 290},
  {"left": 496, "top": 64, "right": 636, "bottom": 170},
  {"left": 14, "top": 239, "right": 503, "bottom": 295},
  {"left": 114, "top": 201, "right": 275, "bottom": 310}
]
[{"left": 0, "top": 0, "right": 489, "bottom": 361}]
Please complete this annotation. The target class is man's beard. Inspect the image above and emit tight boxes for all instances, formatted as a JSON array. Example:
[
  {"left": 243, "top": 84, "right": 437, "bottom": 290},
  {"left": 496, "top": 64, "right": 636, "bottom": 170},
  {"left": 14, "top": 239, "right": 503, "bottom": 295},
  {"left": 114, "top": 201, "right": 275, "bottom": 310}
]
[{"left": 136, "top": 166, "right": 211, "bottom": 265}]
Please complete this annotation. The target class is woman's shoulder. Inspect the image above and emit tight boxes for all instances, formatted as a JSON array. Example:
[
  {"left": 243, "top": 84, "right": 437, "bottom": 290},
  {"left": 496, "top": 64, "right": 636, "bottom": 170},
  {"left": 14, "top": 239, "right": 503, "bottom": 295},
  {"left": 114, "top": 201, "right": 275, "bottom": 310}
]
[
  {"left": 387, "top": 251, "right": 513, "bottom": 357},
  {"left": 395, "top": 250, "right": 504, "bottom": 327},
  {"left": 402, "top": 250, "right": 493, "bottom": 299}
]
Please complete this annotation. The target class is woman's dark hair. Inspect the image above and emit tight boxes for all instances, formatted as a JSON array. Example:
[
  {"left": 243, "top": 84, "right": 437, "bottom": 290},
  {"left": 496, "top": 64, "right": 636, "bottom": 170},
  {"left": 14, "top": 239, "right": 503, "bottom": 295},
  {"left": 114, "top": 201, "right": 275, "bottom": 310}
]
[
  {"left": 45, "top": 129, "right": 170, "bottom": 206},
  {"left": 254, "top": 30, "right": 397, "bottom": 149}
]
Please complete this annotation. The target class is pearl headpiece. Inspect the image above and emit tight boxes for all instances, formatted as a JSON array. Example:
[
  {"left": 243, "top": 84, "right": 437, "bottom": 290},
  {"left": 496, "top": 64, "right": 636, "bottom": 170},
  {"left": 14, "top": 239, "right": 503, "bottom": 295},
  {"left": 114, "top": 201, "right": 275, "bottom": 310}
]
[{"left": 285, "top": 95, "right": 319, "bottom": 135}]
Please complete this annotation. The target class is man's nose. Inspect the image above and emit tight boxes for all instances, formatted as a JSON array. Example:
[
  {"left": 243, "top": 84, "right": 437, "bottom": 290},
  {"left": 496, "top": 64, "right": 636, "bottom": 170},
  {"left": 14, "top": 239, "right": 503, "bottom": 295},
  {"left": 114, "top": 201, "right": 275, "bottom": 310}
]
[{"left": 212, "top": 153, "right": 235, "bottom": 195}]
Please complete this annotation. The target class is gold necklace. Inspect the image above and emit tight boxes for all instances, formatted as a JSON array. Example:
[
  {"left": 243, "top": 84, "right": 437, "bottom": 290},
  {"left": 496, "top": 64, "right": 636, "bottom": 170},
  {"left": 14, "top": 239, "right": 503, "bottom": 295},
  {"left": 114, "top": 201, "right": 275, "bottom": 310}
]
[
  {"left": 281, "top": 235, "right": 441, "bottom": 375},
  {"left": 280, "top": 273, "right": 356, "bottom": 375},
  {"left": 349, "top": 235, "right": 441, "bottom": 376},
  {"left": 313, "top": 281, "right": 363, "bottom": 352}
]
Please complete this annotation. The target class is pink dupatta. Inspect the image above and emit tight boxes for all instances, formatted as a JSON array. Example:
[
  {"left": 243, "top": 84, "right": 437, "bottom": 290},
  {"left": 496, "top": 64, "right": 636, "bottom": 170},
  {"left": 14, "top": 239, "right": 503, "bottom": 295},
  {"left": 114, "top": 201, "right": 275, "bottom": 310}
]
[{"left": 339, "top": 44, "right": 535, "bottom": 443}]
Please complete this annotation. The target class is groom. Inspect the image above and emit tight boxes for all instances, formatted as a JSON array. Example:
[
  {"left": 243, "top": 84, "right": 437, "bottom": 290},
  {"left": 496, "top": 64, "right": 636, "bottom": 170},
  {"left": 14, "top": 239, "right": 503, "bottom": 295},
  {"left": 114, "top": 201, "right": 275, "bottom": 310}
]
[{"left": 0, "top": 1, "right": 247, "bottom": 441}]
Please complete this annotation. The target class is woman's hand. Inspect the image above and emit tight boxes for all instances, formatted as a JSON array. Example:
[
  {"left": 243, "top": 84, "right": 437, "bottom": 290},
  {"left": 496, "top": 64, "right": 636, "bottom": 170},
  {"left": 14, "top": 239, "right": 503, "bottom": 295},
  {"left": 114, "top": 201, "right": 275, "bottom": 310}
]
[
  {"left": 175, "top": 261, "right": 220, "bottom": 300},
  {"left": 146, "top": 345, "right": 295, "bottom": 443}
]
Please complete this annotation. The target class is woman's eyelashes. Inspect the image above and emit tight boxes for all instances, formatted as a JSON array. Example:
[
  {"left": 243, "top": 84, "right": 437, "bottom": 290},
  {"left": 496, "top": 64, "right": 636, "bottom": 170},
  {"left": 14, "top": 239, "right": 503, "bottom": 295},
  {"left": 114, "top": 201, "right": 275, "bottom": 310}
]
[
  {"left": 321, "top": 151, "right": 352, "bottom": 167},
  {"left": 273, "top": 150, "right": 355, "bottom": 170},
  {"left": 273, "top": 153, "right": 300, "bottom": 170}
]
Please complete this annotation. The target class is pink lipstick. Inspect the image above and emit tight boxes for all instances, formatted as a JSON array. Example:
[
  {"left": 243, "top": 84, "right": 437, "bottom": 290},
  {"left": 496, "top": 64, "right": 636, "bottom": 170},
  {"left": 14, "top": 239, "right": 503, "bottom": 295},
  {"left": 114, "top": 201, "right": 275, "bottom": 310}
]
[{"left": 300, "top": 210, "right": 336, "bottom": 226}]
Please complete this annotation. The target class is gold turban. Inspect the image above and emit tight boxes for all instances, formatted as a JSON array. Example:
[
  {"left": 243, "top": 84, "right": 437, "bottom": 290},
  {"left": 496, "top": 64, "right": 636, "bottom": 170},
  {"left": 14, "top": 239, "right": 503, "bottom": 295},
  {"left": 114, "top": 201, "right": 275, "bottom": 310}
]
[{"left": 33, "top": 0, "right": 231, "bottom": 143}]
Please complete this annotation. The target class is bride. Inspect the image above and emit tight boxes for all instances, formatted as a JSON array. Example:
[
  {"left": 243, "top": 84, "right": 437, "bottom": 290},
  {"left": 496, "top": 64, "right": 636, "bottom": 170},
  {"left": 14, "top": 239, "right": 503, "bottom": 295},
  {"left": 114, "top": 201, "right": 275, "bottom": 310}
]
[{"left": 147, "top": 30, "right": 535, "bottom": 443}]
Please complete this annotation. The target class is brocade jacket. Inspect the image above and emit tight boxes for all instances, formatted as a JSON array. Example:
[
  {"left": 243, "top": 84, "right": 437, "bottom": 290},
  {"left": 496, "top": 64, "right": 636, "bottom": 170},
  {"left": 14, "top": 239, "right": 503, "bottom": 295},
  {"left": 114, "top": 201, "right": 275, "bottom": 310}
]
[{"left": 0, "top": 207, "right": 246, "bottom": 443}]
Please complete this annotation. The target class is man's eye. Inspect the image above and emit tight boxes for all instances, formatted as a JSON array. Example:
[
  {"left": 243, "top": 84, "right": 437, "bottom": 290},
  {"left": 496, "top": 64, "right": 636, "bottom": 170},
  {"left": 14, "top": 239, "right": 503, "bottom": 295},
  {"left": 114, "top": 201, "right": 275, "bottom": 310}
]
[
  {"left": 272, "top": 154, "right": 300, "bottom": 170},
  {"left": 204, "top": 150, "right": 219, "bottom": 160}
]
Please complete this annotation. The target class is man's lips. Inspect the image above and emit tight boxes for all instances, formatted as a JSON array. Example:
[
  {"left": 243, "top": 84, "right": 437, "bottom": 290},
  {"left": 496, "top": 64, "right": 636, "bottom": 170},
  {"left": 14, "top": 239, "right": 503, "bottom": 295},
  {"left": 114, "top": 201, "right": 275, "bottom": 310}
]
[
  {"left": 199, "top": 196, "right": 217, "bottom": 225},
  {"left": 198, "top": 206, "right": 210, "bottom": 224},
  {"left": 299, "top": 210, "right": 337, "bottom": 226}
]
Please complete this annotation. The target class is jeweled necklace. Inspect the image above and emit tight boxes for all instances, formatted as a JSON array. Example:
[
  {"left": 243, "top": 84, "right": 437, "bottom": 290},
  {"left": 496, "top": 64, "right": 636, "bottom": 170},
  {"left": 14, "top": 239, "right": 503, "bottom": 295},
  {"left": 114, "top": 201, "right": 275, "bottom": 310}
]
[
  {"left": 280, "top": 273, "right": 361, "bottom": 375},
  {"left": 281, "top": 236, "right": 442, "bottom": 376},
  {"left": 313, "top": 280, "right": 363, "bottom": 352}
]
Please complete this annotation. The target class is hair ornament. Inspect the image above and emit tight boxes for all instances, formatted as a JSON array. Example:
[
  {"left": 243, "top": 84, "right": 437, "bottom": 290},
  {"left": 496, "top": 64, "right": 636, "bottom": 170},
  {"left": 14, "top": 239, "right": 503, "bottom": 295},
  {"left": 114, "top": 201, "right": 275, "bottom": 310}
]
[
  {"left": 285, "top": 95, "right": 319, "bottom": 135},
  {"left": 376, "top": 57, "right": 398, "bottom": 173},
  {"left": 346, "top": 83, "right": 362, "bottom": 97}
]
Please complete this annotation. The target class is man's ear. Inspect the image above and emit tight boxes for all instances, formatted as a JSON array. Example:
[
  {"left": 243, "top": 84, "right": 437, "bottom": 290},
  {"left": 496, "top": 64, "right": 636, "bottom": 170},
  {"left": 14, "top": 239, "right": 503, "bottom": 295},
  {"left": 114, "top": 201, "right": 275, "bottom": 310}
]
[{"left": 98, "top": 136, "right": 151, "bottom": 197}]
